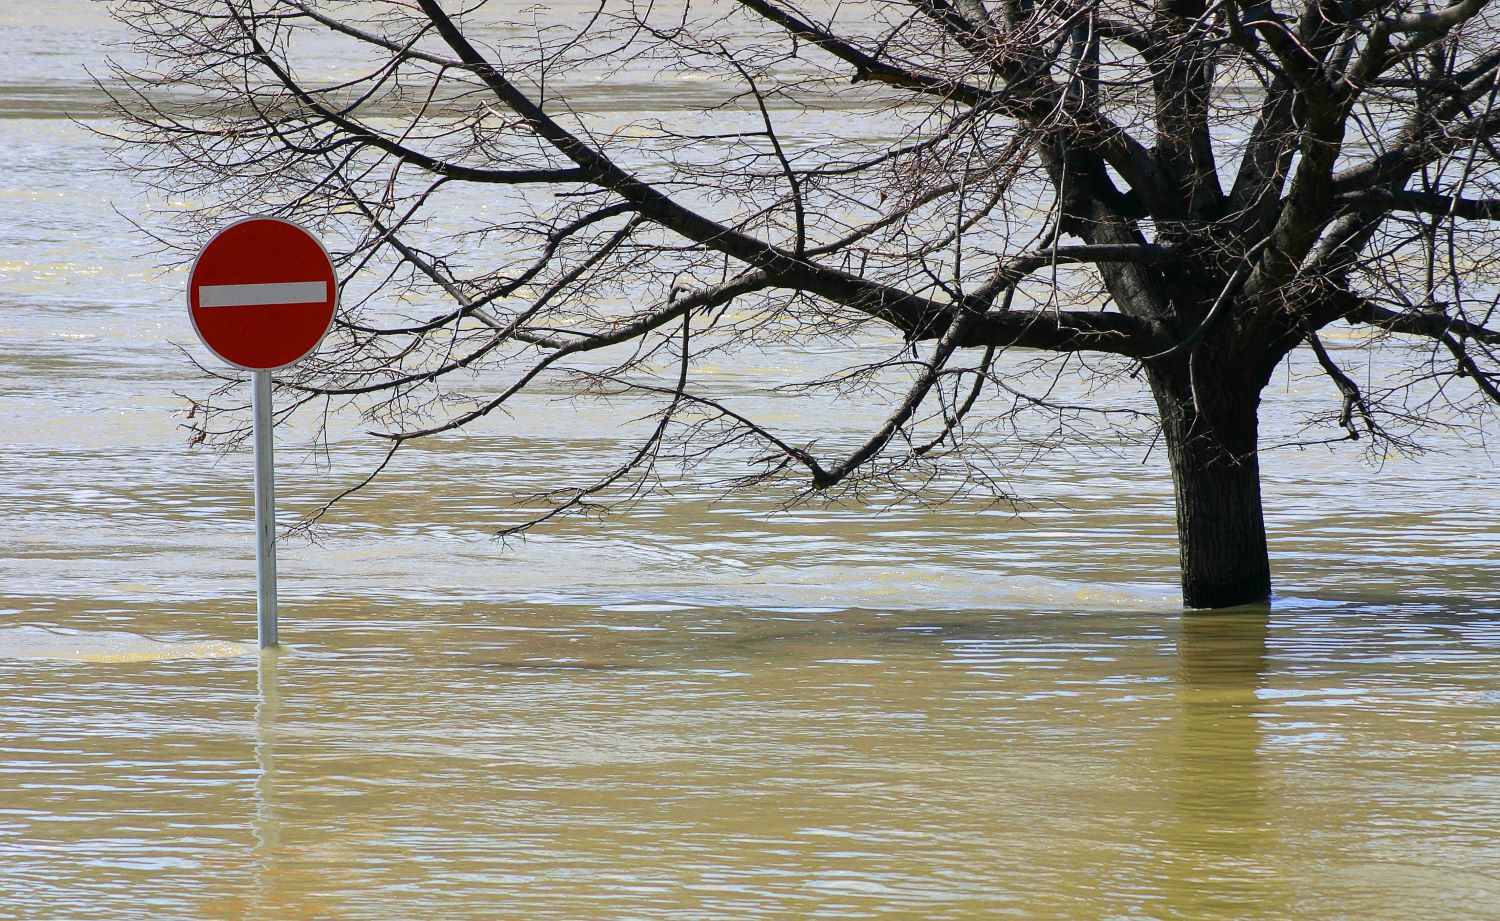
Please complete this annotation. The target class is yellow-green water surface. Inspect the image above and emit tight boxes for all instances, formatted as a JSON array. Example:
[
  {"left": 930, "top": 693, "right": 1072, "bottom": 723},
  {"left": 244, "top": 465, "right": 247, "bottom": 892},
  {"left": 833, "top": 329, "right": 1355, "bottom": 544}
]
[
  {"left": 4, "top": 604, "right": 1500, "bottom": 919},
  {"left": 3, "top": 2, "right": 1499, "bottom": 919}
]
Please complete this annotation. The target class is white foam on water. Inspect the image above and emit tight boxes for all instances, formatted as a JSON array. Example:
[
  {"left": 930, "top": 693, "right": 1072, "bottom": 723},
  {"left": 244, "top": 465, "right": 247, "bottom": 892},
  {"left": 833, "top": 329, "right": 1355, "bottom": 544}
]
[
  {"left": 742, "top": 564, "right": 1177, "bottom": 612},
  {"left": 0, "top": 626, "right": 251, "bottom": 662}
]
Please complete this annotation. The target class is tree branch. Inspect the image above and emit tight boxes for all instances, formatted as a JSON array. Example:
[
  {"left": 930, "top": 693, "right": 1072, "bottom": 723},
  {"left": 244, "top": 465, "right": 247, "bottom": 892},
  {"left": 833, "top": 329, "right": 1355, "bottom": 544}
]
[
  {"left": 732, "top": 0, "right": 995, "bottom": 106},
  {"left": 1349, "top": 299, "right": 1500, "bottom": 347},
  {"left": 1334, "top": 188, "right": 1500, "bottom": 220}
]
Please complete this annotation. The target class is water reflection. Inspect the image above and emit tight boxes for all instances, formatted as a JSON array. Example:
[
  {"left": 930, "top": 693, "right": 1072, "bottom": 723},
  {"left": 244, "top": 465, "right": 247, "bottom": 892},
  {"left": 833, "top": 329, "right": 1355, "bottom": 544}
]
[
  {"left": 3, "top": 599, "right": 1500, "bottom": 919},
  {"left": 254, "top": 649, "right": 281, "bottom": 913},
  {"left": 1162, "top": 609, "right": 1275, "bottom": 919}
]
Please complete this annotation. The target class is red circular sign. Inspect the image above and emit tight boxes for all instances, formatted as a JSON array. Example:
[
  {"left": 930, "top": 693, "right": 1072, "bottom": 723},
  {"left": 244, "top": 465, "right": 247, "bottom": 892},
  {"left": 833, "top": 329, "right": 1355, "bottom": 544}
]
[{"left": 187, "top": 217, "right": 338, "bottom": 371}]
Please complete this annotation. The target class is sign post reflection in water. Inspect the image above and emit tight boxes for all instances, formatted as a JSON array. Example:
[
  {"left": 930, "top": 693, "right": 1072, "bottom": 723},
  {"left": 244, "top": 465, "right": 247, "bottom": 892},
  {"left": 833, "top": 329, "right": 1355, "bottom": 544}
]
[{"left": 187, "top": 217, "right": 339, "bottom": 648}]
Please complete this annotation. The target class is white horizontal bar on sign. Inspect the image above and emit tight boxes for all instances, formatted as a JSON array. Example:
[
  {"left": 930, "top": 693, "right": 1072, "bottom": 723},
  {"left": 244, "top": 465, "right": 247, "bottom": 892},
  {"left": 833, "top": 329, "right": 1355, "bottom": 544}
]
[{"left": 199, "top": 281, "right": 329, "bottom": 308}]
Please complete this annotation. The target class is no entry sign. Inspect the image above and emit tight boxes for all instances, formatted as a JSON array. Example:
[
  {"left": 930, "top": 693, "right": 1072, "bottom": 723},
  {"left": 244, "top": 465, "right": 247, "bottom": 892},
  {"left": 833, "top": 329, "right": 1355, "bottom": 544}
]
[
  {"left": 185, "top": 215, "right": 339, "bottom": 649},
  {"left": 187, "top": 217, "right": 338, "bottom": 371}
]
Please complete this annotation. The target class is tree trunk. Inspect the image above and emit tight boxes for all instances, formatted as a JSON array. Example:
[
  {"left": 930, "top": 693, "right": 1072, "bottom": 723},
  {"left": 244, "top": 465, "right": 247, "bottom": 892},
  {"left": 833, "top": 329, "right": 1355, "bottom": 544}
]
[{"left": 1148, "top": 364, "right": 1272, "bottom": 608}]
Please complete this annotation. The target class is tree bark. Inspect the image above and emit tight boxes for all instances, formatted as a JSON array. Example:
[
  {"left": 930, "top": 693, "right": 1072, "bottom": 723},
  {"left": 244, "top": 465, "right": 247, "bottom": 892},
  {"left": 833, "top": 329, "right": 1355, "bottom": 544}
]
[{"left": 1148, "top": 363, "right": 1273, "bottom": 608}]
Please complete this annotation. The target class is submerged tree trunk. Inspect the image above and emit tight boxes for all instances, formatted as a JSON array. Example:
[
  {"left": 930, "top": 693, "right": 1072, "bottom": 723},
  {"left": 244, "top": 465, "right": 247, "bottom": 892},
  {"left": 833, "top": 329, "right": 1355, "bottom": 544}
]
[{"left": 1148, "top": 362, "right": 1272, "bottom": 609}]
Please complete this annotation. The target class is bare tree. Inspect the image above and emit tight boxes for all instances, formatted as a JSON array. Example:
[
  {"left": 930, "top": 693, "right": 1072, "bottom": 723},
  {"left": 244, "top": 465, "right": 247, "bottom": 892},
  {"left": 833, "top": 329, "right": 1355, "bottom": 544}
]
[{"left": 105, "top": 0, "right": 1500, "bottom": 607}]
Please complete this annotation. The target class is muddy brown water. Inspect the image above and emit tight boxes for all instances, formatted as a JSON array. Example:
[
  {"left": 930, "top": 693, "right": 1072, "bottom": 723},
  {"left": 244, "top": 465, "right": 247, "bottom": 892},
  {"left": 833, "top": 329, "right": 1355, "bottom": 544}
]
[{"left": 2, "top": 3, "right": 1499, "bottom": 918}]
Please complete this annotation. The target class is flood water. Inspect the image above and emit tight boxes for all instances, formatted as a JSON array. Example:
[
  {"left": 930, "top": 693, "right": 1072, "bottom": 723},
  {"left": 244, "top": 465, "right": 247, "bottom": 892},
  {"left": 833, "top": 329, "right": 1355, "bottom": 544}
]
[{"left": 3, "top": 3, "right": 1500, "bottom": 919}]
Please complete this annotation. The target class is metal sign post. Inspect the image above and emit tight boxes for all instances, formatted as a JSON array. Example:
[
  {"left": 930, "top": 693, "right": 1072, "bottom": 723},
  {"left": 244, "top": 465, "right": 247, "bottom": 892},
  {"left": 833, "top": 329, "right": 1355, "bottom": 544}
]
[
  {"left": 186, "top": 217, "right": 338, "bottom": 649},
  {"left": 252, "top": 370, "right": 278, "bottom": 648}
]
